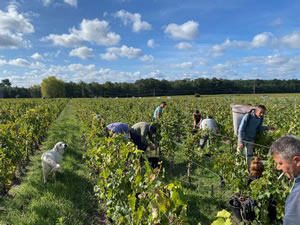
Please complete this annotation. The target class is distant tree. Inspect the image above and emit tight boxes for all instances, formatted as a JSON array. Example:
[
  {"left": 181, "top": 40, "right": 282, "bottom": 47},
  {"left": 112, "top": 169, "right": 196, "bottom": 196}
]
[
  {"left": 8, "top": 87, "right": 17, "bottom": 98},
  {"left": 78, "top": 81, "right": 89, "bottom": 97},
  {"left": 1, "top": 79, "right": 11, "bottom": 87},
  {"left": 29, "top": 85, "right": 42, "bottom": 98},
  {"left": 41, "top": 76, "right": 65, "bottom": 98},
  {"left": 0, "top": 86, "right": 7, "bottom": 98},
  {"left": 14, "top": 87, "right": 31, "bottom": 98},
  {"left": 65, "top": 81, "right": 82, "bottom": 98},
  {"left": 87, "top": 82, "right": 103, "bottom": 97},
  {"left": 103, "top": 81, "right": 115, "bottom": 97}
]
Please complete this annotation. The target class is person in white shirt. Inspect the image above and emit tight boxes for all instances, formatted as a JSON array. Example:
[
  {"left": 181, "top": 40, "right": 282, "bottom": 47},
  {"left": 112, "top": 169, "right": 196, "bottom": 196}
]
[{"left": 199, "top": 116, "right": 218, "bottom": 149}]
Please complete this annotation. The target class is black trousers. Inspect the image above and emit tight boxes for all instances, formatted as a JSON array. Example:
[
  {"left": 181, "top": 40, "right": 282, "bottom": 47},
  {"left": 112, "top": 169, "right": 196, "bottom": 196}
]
[{"left": 130, "top": 131, "right": 147, "bottom": 151}]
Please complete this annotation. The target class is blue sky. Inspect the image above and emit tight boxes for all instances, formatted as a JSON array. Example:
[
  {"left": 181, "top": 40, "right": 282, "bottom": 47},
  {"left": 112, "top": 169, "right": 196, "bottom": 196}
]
[{"left": 1, "top": 0, "right": 300, "bottom": 87}]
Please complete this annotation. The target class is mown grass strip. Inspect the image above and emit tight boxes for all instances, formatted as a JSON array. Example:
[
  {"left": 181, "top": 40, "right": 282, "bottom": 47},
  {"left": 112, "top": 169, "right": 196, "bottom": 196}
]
[{"left": 0, "top": 101, "right": 105, "bottom": 225}]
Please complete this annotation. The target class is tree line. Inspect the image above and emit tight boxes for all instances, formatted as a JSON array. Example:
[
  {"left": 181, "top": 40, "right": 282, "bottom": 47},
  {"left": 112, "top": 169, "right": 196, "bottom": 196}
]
[{"left": 1, "top": 77, "right": 300, "bottom": 98}]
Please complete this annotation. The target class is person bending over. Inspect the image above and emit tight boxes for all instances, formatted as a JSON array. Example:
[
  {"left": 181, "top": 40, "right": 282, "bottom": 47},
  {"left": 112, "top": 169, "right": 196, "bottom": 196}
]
[{"left": 130, "top": 122, "right": 157, "bottom": 151}]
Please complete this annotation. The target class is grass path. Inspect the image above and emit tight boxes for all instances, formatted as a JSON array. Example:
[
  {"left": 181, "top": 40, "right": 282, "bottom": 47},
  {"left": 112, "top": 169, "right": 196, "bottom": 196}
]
[{"left": 0, "top": 102, "right": 105, "bottom": 225}]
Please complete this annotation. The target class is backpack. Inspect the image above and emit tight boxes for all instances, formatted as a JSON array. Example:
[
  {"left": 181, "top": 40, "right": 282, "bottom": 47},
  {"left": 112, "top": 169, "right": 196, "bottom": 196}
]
[{"left": 231, "top": 104, "right": 255, "bottom": 136}]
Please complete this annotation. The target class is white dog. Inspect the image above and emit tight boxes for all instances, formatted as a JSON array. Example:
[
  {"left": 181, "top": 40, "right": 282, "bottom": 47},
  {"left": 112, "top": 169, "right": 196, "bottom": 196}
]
[{"left": 41, "top": 141, "right": 67, "bottom": 183}]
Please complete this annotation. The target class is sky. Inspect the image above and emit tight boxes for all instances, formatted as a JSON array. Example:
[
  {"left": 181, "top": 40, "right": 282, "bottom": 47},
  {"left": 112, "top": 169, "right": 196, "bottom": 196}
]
[{"left": 0, "top": 0, "right": 300, "bottom": 87}]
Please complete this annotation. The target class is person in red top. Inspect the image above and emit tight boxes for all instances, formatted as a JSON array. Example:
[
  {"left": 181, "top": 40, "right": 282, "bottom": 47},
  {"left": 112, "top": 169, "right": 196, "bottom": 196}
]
[{"left": 193, "top": 110, "right": 202, "bottom": 133}]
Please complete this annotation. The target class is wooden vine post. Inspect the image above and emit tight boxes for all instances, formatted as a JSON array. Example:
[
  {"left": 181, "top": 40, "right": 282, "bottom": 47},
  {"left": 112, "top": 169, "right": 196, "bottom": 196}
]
[{"left": 187, "top": 161, "right": 192, "bottom": 184}]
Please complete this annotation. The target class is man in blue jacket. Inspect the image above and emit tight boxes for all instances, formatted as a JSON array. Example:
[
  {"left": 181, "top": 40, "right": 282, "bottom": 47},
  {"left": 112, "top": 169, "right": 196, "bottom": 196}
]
[
  {"left": 238, "top": 105, "right": 275, "bottom": 166},
  {"left": 269, "top": 136, "right": 300, "bottom": 225}
]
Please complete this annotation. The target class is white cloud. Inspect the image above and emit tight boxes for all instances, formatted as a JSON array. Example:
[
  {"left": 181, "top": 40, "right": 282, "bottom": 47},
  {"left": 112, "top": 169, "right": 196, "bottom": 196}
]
[
  {"left": 114, "top": 10, "right": 152, "bottom": 32},
  {"left": 68, "top": 63, "right": 96, "bottom": 72},
  {"left": 0, "top": 59, "right": 7, "bottom": 66},
  {"left": 6, "top": 71, "right": 45, "bottom": 88},
  {"left": 1, "top": 63, "right": 143, "bottom": 87},
  {"left": 55, "top": 50, "right": 62, "bottom": 58},
  {"left": 279, "top": 31, "right": 300, "bottom": 48},
  {"left": 41, "top": 0, "right": 52, "bottom": 6},
  {"left": 0, "top": 3, "right": 34, "bottom": 33},
  {"left": 42, "top": 18, "right": 120, "bottom": 47},
  {"left": 239, "top": 54, "right": 289, "bottom": 67},
  {"left": 9, "top": 58, "right": 31, "bottom": 67},
  {"left": 149, "top": 70, "right": 162, "bottom": 78},
  {"left": 277, "top": 55, "right": 300, "bottom": 76},
  {"left": 175, "top": 42, "right": 192, "bottom": 50},
  {"left": 140, "top": 55, "right": 154, "bottom": 63},
  {"left": 75, "top": 19, "right": 120, "bottom": 46},
  {"left": 214, "top": 54, "right": 300, "bottom": 80},
  {"left": 180, "top": 71, "right": 210, "bottom": 80},
  {"left": 31, "top": 53, "right": 44, "bottom": 61},
  {"left": 64, "top": 0, "right": 77, "bottom": 7},
  {"left": 198, "top": 59, "right": 209, "bottom": 66},
  {"left": 65, "top": 65, "right": 142, "bottom": 83},
  {"left": 100, "top": 52, "right": 118, "bottom": 61},
  {"left": 209, "top": 44, "right": 226, "bottom": 57},
  {"left": 251, "top": 32, "right": 273, "bottom": 48},
  {"left": 41, "top": 0, "right": 77, "bottom": 7},
  {"left": 264, "top": 54, "right": 288, "bottom": 66},
  {"left": 6, "top": 52, "right": 300, "bottom": 88},
  {"left": 0, "top": 57, "right": 45, "bottom": 69},
  {"left": 31, "top": 61, "right": 46, "bottom": 69},
  {"left": 170, "top": 62, "right": 193, "bottom": 69},
  {"left": 164, "top": 20, "right": 199, "bottom": 40},
  {"left": 208, "top": 31, "right": 300, "bottom": 58},
  {"left": 147, "top": 39, "right": 155, "bottom": 48},
  {"left": 209, "top": 32, "right": 274, "bottom": 57},
  {"left": 42, "top": 33, "right": 81, "bottom": 47},
  {"left": 213, "top": 63, "right": 229, "bottom": 71},
  {"left": 0, "top": 33, "right": 26, "bottom": 48},
  {"left": 69, "top": 46, "right": 94, "bottom": 59},
  {"left": 207, "top": 62, "right": 243, "bottom": 80},
  {"left": 0, "top": 3, "right": 34, "bottom": 48},
  {"left": 105, "top": 45, "right": 142, "bottom": 59}
]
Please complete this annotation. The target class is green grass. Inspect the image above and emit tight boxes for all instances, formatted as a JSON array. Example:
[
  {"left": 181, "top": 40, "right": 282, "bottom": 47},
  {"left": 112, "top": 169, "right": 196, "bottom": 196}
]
[
  {"left": 163, "top": 150, "right": 236, "bottom": 225},
  {"left": 0, "top": 102, "right": 105, "bottom": 225}
]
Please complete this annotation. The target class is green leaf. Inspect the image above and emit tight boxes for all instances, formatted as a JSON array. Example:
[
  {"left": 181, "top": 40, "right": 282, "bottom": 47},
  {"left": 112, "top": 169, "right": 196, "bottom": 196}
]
[
  {"left": 224, "top": 218, "right": 232, "bottom": 225},
  {"left": 128, "top": 194, "right": 136, "bottom": 211},
  {"left": 211, "top": 218, "right": 225, "bottom": 225},
  {"left": 216, "top": 209, "right": 231, "bottom": 218},
  {"left": 135, "top": 206, "right": 145, "bottom": 225},
  {"left": 135, "top": 174, "right": 142, "bottom": 185}
]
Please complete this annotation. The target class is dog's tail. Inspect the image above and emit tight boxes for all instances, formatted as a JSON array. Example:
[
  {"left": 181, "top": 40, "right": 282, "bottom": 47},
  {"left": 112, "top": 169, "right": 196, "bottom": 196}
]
[
  {"left": 42, "top": 154, "right": 60, "bottom": 169},
  {"left": 50, "top": 164, "right": 62, "bottom": 172}
]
